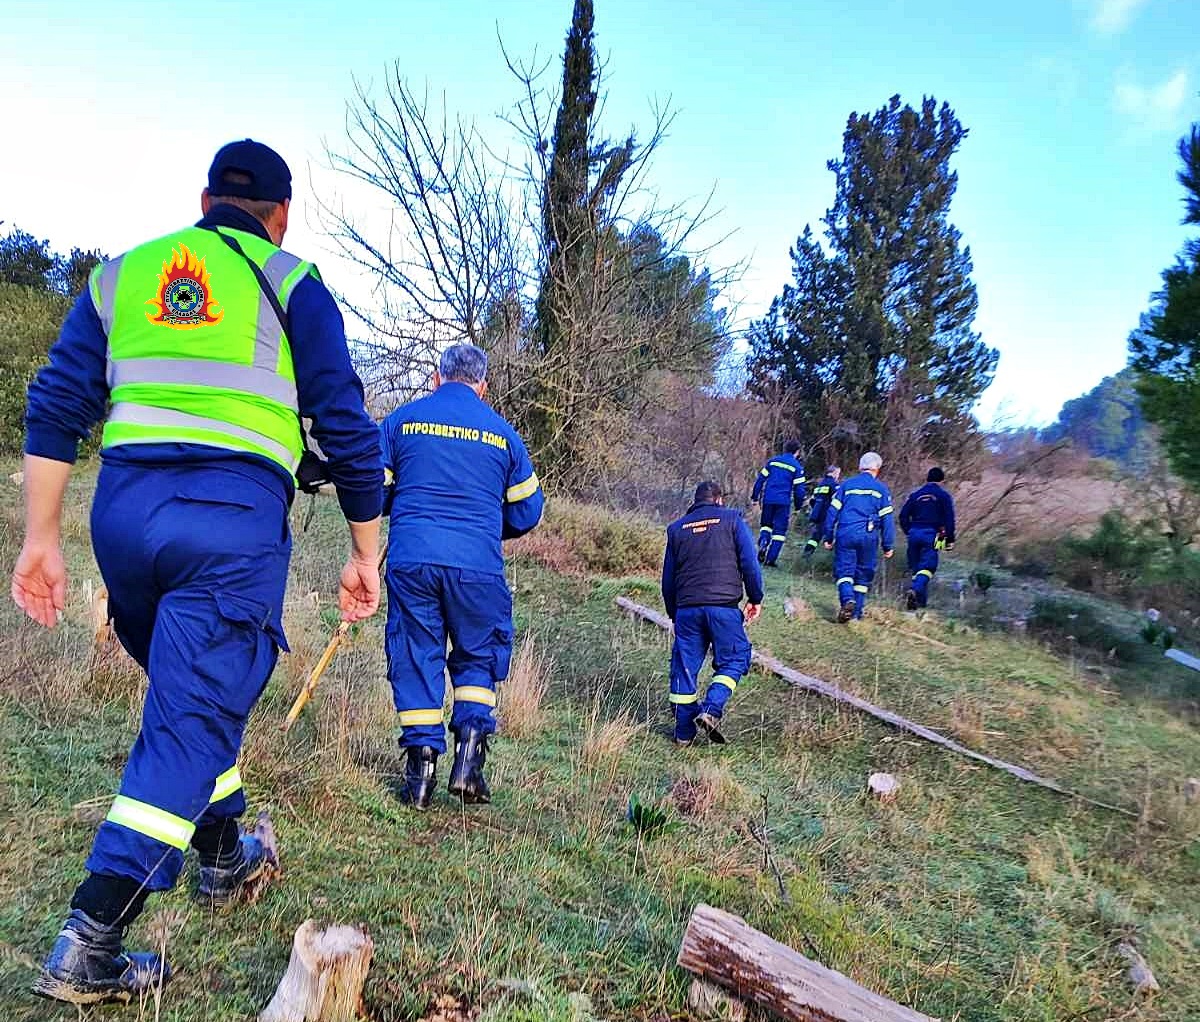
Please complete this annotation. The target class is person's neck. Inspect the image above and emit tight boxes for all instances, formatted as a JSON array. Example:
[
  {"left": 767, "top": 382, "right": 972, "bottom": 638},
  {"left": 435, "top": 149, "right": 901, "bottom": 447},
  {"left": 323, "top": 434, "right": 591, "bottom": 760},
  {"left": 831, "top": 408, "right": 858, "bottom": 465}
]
[{"left": 197, "top": 203, "right": 273, "bottom": 243}]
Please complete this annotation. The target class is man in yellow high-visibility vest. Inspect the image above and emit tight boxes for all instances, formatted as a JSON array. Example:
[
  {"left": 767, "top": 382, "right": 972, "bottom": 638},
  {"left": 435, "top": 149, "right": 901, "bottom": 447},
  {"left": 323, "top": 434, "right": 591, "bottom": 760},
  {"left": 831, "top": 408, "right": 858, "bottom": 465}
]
[{"left": 12, "top": 140, "right": 383, "bottom": 1006}]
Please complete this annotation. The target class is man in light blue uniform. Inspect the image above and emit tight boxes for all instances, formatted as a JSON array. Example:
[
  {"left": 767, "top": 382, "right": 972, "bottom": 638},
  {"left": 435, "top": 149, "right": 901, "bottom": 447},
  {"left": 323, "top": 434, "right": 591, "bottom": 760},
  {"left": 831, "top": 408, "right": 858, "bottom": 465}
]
[
  {"left": 380, "top": 344, "right": 543, "bottom": 808},
  {"left": 823, "top": 452, "right": 895, "bottom": 622}
]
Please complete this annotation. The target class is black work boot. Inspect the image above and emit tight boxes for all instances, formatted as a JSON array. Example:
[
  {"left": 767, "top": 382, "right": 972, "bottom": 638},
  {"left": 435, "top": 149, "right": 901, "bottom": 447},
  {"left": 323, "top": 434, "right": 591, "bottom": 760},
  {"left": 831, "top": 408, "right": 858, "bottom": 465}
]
[
  {"left": 837, "top": 600, "right": 856, "bottom": 624},
  {"left": 34, "top": 909, "right": 170, "bottom": 1005},
  {"left": 695, "top": 712, "right": 728, "bottom": 745},
  {"left": 399, "top": 745, "right": 439, "bottom": 809},
  {"left": 197, "top": 832, "right": 274, "bottom": 907},
  {"left": 448, "top": 727, "right": 491, "bottom": 804},
  {"left": 905, "top": 589, "right": 919, "bottom": 612}
]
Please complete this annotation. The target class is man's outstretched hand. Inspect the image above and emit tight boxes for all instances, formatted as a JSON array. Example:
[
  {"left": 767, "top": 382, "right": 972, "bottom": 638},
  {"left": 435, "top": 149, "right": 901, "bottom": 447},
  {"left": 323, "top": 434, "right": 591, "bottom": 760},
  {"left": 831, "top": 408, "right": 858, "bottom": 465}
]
[
  {"left": 12, "top": 541, "right": 67, "bottom": 628},
  {"left": 338, "top": 555, "right": 380, "bottom": 622}
]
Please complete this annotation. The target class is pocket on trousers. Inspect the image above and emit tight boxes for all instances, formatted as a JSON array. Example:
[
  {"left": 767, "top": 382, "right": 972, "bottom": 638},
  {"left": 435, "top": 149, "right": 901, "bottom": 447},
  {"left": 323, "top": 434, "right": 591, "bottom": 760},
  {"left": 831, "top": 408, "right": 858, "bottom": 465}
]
[
  {"left": 174, "top": 489, "right": 257, "bottom": 511},
  {"left": 491, "top": 624, "right": 514, "bottom": 683},
  {"left": 192, "top": 593, "right": 288, "bottom": 720}
]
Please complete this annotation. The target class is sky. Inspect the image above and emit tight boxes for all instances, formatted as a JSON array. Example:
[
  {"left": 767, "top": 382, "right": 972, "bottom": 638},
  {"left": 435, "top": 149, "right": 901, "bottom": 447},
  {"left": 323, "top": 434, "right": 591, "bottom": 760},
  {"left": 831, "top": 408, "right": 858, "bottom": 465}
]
[{"left": 2, "top": 0, "right": 1197, "bottom": 427}]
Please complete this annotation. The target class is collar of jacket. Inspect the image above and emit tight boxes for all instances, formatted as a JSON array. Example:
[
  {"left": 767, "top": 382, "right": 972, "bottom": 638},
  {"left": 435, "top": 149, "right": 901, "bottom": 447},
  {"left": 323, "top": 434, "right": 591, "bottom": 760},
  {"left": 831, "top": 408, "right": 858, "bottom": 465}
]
[
  {"left": 686, "top": 501, "right": 723, "bottom": 514},
  {"left": 195, "top": 203, "right": 273, "bottom": 242},
  {"left": 437, "top": 381, "right": 482, "bottom": 400}
]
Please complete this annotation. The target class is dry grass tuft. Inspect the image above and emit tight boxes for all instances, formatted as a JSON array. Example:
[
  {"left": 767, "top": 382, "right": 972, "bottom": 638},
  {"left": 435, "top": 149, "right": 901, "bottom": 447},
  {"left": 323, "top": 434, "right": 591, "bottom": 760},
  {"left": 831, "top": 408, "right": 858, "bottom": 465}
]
[
  {"left": 580, "top": 701, "right": 640, "bottom": 775},
  {"left": 949, "top": 691, "right": 984, "bottom": 745},
  {"left": 498, "top": 635, "right": 550, "bottom": 740},
  {"left": 671, "top": 761, "right": 746, "bottom": 819}
]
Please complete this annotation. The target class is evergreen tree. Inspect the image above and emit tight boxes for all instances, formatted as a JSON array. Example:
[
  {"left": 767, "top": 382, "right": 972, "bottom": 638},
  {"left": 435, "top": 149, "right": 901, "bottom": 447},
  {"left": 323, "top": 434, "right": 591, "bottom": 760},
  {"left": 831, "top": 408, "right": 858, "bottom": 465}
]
[
  {"left": 1130, "top": 124, "right": 1200, "bottom": 488},
  {"left": 748, "top": 96, "right": 997, "bottom": 465},
  {"left": 1043, "top": 368, "right": 1150, "bottom": 470}
]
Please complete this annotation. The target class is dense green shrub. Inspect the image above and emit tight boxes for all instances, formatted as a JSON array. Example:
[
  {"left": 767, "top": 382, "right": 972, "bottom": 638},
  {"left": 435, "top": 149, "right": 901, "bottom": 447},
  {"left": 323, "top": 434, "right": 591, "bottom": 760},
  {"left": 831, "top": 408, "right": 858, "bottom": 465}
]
[
  {"left": 1054, "top": 511, "right": 1166, "bottom": 596},
  {"left": 0, "top": 282, "right": 69, "bottom": 456}
]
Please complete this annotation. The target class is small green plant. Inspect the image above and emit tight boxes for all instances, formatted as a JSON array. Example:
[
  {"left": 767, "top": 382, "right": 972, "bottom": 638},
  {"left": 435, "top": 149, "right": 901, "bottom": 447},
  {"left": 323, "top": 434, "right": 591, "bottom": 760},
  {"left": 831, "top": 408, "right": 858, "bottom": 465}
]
[
  {"left": 626, "top": 793, "right": 675, "bottom": 839},
  {"left": 971, "top": 570, "right": 994, "bottom": 594}
]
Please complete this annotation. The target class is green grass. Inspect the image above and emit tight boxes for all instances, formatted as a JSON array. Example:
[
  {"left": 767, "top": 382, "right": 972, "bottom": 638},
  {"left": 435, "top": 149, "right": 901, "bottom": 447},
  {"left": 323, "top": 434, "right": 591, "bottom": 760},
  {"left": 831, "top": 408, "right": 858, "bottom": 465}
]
[{"left": 0, "top": 480, "right": 1198, "bottom": 1020}]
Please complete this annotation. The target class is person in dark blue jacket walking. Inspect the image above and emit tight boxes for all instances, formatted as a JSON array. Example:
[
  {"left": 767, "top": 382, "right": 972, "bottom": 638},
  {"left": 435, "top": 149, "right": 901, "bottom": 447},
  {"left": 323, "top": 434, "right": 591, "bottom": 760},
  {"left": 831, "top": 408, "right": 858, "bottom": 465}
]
[
  {"left": 662, "top": 481, "right": 763, "bottom": 745},
  {"left": 12, "top": 140, "right": 383, "bottom": 1005},
  {"left": 823, "top": 452, "right": 895, "bottom": 622},
  {"left": 750, "top": 441, "right": 807, "bottom": 566},
  {"left": 899, "top": 467, "right": 957, "bottom": 610},
  {"left": 802, "top": 465, "right": 841, "bottom": 560},
  {"left": 380, "top": 343, "right": 543, "bottom": 809}
]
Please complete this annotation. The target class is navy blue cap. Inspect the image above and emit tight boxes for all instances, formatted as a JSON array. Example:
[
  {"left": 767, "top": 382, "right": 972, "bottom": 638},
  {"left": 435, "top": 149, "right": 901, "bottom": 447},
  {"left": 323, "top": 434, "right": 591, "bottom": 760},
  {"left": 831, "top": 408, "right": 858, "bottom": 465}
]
[
  {"left": 207, "top": 139, "right": 292, "bottom": 202},
  {"left": 927, "top": 467, "right": 945, "bottom": 482}
]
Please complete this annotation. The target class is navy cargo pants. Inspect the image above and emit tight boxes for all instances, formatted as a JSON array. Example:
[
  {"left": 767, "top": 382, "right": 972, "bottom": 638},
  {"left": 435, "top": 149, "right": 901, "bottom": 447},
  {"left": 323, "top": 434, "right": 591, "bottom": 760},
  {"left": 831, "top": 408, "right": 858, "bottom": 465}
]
[
  {"left": 386, "top": 563, "right": 513, "bottom": 753},
  {"left": 86, "top": 462, "right": 290, "bottom": 890},
  {"left": 833, "top": 530, "right": 879, "bottom": 620},
  {"left": 906, "top": 526, "right": 940, "bottom": 607},
  {"left": 757, "top": 503, "right": 791, "bottom": 566},
  {"left": 669, "top": 605, "right": 752, "bottom": 742}
]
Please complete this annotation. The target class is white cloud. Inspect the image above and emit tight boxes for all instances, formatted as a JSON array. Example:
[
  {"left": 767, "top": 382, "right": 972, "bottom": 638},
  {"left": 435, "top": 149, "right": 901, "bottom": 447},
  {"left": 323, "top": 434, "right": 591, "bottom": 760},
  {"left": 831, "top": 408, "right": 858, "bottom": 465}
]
[
  {"left": 1088, "top": 0, "right": 1151, "bottom": 34},
  {"left": 1113, "top": 68, "right": 1190, "bottom": 132}
]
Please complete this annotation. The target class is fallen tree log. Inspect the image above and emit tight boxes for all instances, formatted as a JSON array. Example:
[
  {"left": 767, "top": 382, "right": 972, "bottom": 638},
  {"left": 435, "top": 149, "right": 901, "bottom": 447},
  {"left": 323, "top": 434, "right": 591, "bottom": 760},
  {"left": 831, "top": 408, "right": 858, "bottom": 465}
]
[
  {"left": 616, "top": 597, "right": 1135, "bottom": 818},
  {"left": 259, "top": 920, "right": 373, "bottom": 1022},
  {"left": 678, "top": 903, "right": 938, "bottom": 1022}
]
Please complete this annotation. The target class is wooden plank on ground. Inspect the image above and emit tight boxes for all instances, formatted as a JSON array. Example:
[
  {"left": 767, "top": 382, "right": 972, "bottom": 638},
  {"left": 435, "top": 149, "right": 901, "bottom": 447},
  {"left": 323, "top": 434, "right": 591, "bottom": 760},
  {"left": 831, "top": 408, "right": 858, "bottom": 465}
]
[
  {"left": 616, "top": 596, "right": 1135, "bottom": 818},
  {"left": 678, "top": 903, "right": 939, "bottom": 1022}
]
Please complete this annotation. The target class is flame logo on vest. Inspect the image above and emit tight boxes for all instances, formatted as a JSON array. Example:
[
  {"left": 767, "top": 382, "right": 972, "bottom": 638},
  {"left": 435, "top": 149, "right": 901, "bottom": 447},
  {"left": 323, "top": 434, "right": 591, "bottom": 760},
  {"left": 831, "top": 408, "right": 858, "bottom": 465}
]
[{"left": 145, "top": 244, "right": 224, "bottom": 328}]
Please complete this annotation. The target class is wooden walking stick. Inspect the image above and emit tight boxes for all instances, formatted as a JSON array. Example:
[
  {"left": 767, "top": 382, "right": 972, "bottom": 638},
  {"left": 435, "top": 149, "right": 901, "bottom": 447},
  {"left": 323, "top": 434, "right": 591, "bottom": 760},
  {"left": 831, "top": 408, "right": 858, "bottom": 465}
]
[{"left": 282, "top": 543, "right": 387, "bottom": 732}]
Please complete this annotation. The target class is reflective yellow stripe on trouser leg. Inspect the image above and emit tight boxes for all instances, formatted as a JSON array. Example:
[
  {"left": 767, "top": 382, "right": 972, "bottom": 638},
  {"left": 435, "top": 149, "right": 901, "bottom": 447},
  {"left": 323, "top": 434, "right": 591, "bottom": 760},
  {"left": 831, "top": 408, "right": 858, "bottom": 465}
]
[
  {"left": 669, "top": 692, "right": 700, "bottom": 704},
  {"left": 453, "top": 686, "right": 497, "bottom": 707},
  {"left": 399, "top": 709, "right": 445, "bottom": 726},
  {"left": 710, "top": 675, "right": 737, "bottom": 692},
  {"left": 106, "top": 795, "right": 196, "bottom": 850},
  {"left": 209, "top": 765, "right": 242, "bottom": 803}
]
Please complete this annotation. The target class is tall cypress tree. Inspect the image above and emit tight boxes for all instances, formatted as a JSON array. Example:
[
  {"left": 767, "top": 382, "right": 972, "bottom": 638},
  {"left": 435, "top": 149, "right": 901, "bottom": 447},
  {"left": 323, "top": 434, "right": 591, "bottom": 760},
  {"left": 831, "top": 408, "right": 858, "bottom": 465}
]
[
  {"left": 749, "top": 95, "right": 997, "bottom": 464},
  {"left": 1130, "top": 124, "right": 1200, "bottom": 488}
]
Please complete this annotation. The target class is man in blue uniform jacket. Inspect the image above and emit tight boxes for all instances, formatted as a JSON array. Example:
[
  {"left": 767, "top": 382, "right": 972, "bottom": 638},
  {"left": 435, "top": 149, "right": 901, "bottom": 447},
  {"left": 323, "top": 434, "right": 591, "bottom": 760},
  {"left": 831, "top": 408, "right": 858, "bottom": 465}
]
[
  {"left": 823, "top": 452, "right": 895, "bottom": 623},
  {"left": 662, "top": 481, "right": 763, "bottom": 745},
  {"left": 750, "top": 440, "right": 807, "bottom": 566},
  {"left": 12, "top": 140, "right": 382, "bottom": 1005},
  {"left": 899, "top": 467, "right": 957, "bottom": 610},
  {"left": 802, "top": 465, "right": 841, "bottom": 560},
  {"left": 380, "top": 343, "right": 543, "bottom": 809}
]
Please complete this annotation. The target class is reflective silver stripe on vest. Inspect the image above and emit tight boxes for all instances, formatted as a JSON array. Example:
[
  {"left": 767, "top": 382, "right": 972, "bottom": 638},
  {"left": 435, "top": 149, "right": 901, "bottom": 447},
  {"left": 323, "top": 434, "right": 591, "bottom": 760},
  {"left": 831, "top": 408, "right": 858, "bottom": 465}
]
[
  {"left": 107, "top": 403, "right": 300, "bottom": 470},
  {"left": 94, "top": 255, "right": 124, "bottom": 335},
  {"left": 108, "top": 359, "right": 298, "bottom": 408},
  {"left": 255, "top": 250, "right": 305, "bottom": 370}
]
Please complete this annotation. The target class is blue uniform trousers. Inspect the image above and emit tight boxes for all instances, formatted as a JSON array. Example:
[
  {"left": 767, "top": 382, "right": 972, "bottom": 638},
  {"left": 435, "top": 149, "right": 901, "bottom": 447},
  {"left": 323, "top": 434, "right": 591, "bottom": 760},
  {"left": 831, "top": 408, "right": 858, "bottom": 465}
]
[
  {"left": 86, "top": 463, "right": 290, "bottom": 890},
  {"left": 386, "top": 563, "right": 513, "bottom": 754},
  {"left": 669, "top": 605, "right": 752, "bottom": 741},
  {"left": 833, "top": 531, "right": 879, "bottom": 619},
  {"left": 758, "top": 503, "right": 791, "bottom": 565},
  {"left": 805, "top": 521, "right": 825, "bottom": 554},
  {"left": 906, "top": 527, "right": 940, "bottom": 607}
]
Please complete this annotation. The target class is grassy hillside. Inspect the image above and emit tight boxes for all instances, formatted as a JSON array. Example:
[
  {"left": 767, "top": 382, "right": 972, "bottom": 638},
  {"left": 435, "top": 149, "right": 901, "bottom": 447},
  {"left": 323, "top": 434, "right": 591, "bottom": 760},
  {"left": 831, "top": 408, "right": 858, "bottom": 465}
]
[{"left": 0, "top": 479, "right": 1198, "bottom": 1020}]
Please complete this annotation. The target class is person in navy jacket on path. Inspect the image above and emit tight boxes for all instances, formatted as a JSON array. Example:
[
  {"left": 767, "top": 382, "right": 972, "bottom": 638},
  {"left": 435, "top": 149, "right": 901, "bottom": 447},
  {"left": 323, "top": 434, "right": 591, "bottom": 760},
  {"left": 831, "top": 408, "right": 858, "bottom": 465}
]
[
  {"left": 379, "top": 344, "right": 543, "bottom": 809},
  {"left": 899, "top": 467, "right": 957, "bottom": 610},
  {"left": 662, "top": 481, "right": 763, "bottom": 745},
  {"left": 750, "top": 440, "right": 807, "bottom": 566},
  {"left": 822, "top": 452, "right": 895, "bottom": 623}
]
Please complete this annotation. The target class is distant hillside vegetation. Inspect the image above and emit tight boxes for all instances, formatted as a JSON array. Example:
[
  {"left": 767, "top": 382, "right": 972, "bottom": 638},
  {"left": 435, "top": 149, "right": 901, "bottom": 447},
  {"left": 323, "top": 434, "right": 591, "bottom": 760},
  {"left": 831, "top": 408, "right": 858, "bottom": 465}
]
[{"left": 1042, "top": 368, "right": 1150, "bottom": 471}]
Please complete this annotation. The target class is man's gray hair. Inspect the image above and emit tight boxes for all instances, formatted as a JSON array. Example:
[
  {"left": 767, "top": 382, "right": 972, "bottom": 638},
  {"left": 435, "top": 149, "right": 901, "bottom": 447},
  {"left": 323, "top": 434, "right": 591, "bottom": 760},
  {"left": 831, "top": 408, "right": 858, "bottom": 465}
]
[
  {"left": 859, "top": 451, "right": 883, "bottom": 472},
  {"left": 439, "top": 343, "right": 488, "bottom": 384}
]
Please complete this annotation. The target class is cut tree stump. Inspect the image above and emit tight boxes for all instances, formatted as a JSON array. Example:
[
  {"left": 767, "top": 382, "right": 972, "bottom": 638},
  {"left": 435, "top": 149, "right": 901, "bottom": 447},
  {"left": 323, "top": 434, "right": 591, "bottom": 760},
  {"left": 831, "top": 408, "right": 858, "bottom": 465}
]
[
  {"left": 1117, "top": 941, "right": 1160, "bottom": 996},
  {"left": 867, "top": 772, "right": 900, "bottom": 803},
  {"left": 678, "top": 904, "right": 938, "bottom": 1022},
  {"left": 259, "top": 920, "right": 373, "bottom": 1022}
]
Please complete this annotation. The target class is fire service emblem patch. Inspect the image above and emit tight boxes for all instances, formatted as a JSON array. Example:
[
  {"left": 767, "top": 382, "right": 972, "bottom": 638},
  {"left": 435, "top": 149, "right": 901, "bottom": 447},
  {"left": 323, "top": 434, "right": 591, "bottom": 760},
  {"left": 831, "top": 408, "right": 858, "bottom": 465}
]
[{"left": 145, "top": 243, "right": 224, "bottom": 328}]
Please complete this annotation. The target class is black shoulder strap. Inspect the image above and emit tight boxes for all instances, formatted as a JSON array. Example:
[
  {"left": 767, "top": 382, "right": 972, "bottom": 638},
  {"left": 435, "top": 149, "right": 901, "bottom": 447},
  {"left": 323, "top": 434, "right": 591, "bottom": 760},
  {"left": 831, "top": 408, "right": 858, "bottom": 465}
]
[
  {"left": 207, "top": 228, "right": 290, "bottom": 337},
  {"left": 203, "top": 227, "right": 317, "bottom": 460}
]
